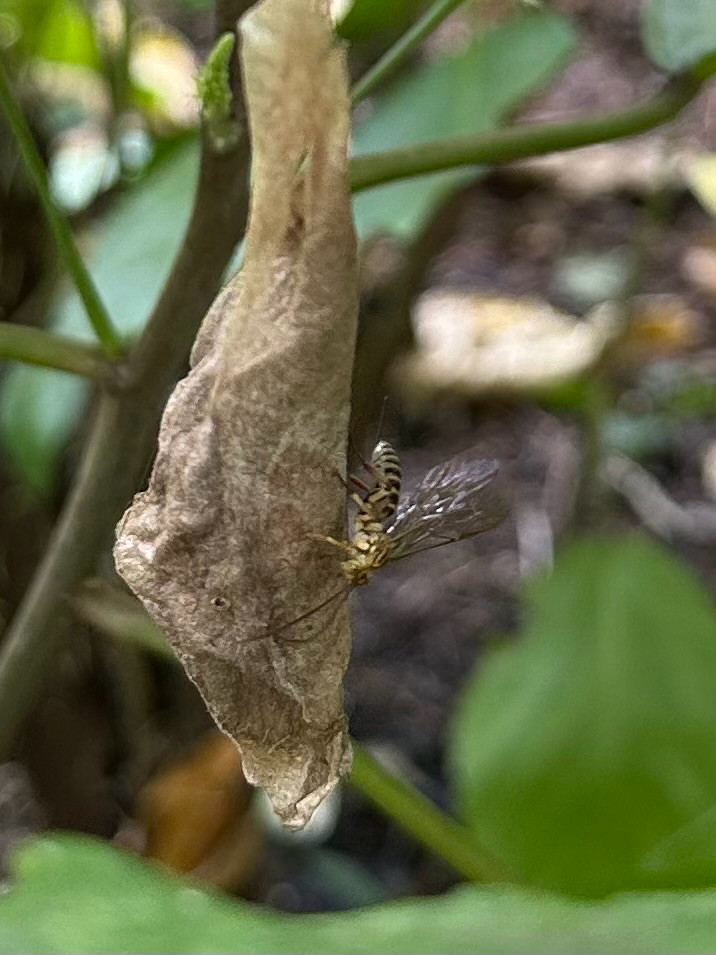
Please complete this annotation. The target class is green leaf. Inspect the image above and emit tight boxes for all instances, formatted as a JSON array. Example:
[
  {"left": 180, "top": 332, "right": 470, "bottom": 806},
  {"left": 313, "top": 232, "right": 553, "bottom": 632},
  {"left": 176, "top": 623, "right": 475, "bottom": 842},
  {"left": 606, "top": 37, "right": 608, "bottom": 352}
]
[
  {"left": 6, "top": 834, "right": 716, "bottom": 953},
  {"left": 641, "top": 0, "right": 716, "bottom": 73},
  {"left": 33, "top": 0, "right": 100, "bottom": 69},
  {"left": 0, "top": 139, "right": 199, "bottom": 495},
  {"left": 351, "top": 11, "right": 576, "bottom": 238},
  {"left": 604, "top": 411, "right": 674, "bottom": 459},
  {"left": 450, "top": 534, "right": 716, "bottom": 897},
  {"left": 4, "top": 0, "right": 100, "bottom": 68},
  {"left": 338, "top": 0, "right": 425, "bottom": 42}
]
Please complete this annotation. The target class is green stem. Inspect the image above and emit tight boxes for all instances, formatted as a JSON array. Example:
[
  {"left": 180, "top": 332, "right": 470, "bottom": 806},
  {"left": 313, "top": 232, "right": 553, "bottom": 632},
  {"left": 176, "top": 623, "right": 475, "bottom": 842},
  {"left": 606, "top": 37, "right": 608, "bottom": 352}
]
[
  {"left": 350, "top": 73, "right": 704, "bottom": 191},
  {"left": 351, "top": 0, "right": 467, "bottom": 104},
  {"left": 0, "top": 322, "right": 108, "bottom": 378},
  {"left": 573, "top": 378, "right": 610, "bottom": 530},
  {"left": 350, "top": 743, "right": 506, "bottom": 883},
  {"left": 117, "top": 0, "right": 134, "bottom": 117},
  {"left": 0, "top": 393, "right": 125, "bottom": 758},
  {"left": 70, "top": 579, "right": 175, "bottom": 658},
  {"left": 0, "top": 58, "right": 122, "bottom": 355}
]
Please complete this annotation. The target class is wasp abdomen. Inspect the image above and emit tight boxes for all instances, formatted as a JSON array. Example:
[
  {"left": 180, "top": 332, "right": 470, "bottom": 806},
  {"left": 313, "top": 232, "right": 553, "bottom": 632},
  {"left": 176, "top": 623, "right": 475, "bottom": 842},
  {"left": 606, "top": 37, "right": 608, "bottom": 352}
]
[
  {"left": 370, "top": 439, "right": 402, "bottom": 521},
  {"left": 355, "top": 439, "right": 402, "bottom": 532}
]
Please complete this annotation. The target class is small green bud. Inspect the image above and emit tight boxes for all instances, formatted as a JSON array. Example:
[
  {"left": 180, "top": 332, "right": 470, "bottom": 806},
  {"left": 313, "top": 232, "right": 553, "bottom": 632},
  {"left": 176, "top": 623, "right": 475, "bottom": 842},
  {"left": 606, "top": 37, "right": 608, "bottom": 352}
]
[{"left": 197, "top": 32, "right": 241, "bottom": 153}]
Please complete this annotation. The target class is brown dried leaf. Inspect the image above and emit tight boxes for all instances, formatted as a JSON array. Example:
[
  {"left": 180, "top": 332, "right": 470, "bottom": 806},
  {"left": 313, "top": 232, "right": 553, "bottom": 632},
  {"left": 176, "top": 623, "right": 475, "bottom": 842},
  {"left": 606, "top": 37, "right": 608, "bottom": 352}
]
[
  {"left": 114, "top": 0, "right": 358, "bottom": 829},
  {"left": 615, "top": 294, "right": 703, "bottom": 364},
  {"left": 138, "top": 731, "right": 261, "bottom": 891},
  {"left": 139, "top": 732, "right": 253, "bottom": 874}
]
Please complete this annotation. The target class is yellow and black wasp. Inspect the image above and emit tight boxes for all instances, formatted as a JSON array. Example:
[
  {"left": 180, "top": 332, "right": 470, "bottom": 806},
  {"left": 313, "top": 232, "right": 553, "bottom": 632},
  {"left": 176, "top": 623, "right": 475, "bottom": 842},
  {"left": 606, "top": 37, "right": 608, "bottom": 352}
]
[{"left": 283, "top": 440, "right": 507, "bottom": 629}]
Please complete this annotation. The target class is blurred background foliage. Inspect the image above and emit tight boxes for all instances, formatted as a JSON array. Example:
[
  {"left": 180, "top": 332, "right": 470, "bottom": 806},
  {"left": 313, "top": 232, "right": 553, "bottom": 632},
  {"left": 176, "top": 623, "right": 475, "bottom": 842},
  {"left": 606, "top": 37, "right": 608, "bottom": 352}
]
[{"left": 2, "top": 0, "right": 716, "bottom": 951}]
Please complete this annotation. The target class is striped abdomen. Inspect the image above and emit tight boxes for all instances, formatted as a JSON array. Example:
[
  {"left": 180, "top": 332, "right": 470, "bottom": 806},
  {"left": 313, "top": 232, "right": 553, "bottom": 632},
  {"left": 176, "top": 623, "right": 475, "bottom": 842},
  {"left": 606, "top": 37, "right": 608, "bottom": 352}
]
[{"left": 355, "top": 440, "right": 402, "bottom": 535}]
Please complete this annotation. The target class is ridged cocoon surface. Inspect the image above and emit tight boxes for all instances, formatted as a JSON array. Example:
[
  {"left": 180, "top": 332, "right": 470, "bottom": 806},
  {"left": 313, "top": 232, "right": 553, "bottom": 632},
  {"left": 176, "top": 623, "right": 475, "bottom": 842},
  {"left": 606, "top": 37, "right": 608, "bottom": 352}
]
[{"left": 115, "top": 0, "right": 357, "bottom": 829}]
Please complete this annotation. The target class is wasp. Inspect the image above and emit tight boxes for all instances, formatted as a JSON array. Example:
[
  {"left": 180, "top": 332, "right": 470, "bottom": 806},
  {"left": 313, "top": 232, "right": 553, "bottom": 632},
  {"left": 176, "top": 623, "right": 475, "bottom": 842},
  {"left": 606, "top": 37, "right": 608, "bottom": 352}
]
[
  {"left": 309, "top": 440, "right": 402, "bottom": 586},
  {"left": 282, "top": 440, "right": 507, "bottom": 630}
]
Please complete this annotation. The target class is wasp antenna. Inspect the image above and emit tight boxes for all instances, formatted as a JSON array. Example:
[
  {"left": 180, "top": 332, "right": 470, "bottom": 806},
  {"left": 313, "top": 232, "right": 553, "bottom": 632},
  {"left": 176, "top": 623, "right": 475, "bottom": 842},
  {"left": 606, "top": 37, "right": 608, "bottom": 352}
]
[{"left": 272, "top": 584, "right": 352, "bottom": 636}]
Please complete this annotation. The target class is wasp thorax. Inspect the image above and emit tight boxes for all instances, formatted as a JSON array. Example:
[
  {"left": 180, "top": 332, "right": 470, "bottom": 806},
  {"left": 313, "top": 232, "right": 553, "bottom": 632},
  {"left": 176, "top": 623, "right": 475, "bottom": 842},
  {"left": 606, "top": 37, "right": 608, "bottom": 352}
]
[
  {"left": 340, "top": 532, "right": 392, "bottom": 586},
  {"left": 292, "top": 443, "right": 505, "bottom": 629},
  {"left": 341, "top": 559, "right": 373, "bottom": 586}
]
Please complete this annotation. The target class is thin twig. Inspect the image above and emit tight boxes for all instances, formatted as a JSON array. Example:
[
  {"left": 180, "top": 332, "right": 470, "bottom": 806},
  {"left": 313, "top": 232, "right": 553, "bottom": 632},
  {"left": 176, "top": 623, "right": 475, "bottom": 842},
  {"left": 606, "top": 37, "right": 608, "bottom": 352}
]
[
  {"left": 349, "top": 73, "right": 706, "bottom": 192},
  {"left": 0, "top": 57, "right": 122, "bottom": 354},
  {"left": 605, "top": 453, "right": 716, "bottom": 543},
  {"left": 0, "top": 322, "right": 108, "bottom": 378},
  {"left": 350, "top": 0, "right": 468, "bottom": 104}
]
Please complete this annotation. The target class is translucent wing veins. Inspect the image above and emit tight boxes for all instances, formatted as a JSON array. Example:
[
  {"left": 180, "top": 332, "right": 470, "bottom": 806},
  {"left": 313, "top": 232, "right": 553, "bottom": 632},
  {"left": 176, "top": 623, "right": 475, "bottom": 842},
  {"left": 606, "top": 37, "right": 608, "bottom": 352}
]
[{"left": 386, "top": 456, "right": 506, "bottom": 560}]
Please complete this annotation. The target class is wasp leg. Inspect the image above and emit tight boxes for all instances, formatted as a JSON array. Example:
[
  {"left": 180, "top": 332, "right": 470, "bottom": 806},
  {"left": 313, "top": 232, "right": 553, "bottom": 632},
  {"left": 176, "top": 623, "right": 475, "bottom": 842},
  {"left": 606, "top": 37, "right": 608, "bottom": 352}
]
[
  {"left": 359, "top": 456, "right": 380, "bottom": 480},
  {"left": 332, "top": 467, "right": 371, "bottom": 494},
  {"left": 349, "top": 474, "right": 371, "bottom": 493},
  {"left": 350, "top": 491, "right": 366, "bottom": 512},
  {"left": 307, "top": 532, "right": 355, "bottom": 556},
  {"left": 348, "top": 434, "right": 381, "bottom": 481},
  {"left": 271, "top": 584, "right": 352, "bottom": 639}
]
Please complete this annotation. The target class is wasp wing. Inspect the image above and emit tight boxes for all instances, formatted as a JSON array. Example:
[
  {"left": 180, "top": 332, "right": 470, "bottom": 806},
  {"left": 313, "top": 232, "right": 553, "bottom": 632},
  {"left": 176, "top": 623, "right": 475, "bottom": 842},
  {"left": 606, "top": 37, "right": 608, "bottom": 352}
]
[{"left": 386, "top": 456, "right": 506, "bottom": 561}]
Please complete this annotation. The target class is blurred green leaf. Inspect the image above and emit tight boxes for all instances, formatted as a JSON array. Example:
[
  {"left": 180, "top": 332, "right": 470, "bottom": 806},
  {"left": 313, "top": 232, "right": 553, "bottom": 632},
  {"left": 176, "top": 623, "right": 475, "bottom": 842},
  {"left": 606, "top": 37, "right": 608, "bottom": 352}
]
[
  {"left": 3, "top": 0, "right": 100, "bottom": 67},
  {"left": 450, "top": 534, "right": 716, "bottom": 897},
  {"left": 174, "top": 0, "right": 215, "bottom": 9},
  {"left": 0, "top": 138, "right": 199, "bottom": 495},
  {"left": 604, "top": 412, "right": 674, "bottom": 459},
  {"left": 34, "top": 0, "right": 99, "bottom": 68},
  {"left": 0, "top": 368, "right": 81, "bottom": 496},
  {"left": 539, "top": 377, "right": 592, "bottom": 412},
  {"left": 6, "top": 834, "right": 716, "bottom": 953},
  {"left": 642, "top": 805, "right": 716, "bottom": 886},
  {"left": 338, "top": 0, "right": 426, "bottom": 42},
  {"left": 351, "top": 11, "right": 576, "bottom": 238},
  {"left": 667, "top": 379, "right": 716, "bottom": 416},
  {"left": 641, "top": 0, "right": 716, "bottom": 72}
]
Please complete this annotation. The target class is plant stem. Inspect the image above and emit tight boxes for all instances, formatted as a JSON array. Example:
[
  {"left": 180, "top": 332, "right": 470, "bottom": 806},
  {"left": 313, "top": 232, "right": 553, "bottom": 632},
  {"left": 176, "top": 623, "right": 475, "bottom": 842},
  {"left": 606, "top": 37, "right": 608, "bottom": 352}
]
[
  {"left": 574, "top": 378, "right": 610, "bottom": 530},
  {"left": 350, "top": 73, "right": 704, "bottom": 191},
  {"left": 350, "top": 743, "right": 506, "bottom": 883},
  {"left": 351, "top": 0, "right": 467, "bottom": 104},
  {"left": 0, "top": 57, "right": 122, "bottom": 355},
  {"left": 0, "top": 394, "right": 124, "bottom": 755},
  {"left": 0, "top": 0, "right": 252, "bottom": 759},
  {"left": 70, "top": 579, "right": 175, "bottom": 659},
  {"left": 0, "top": 322, "right": 108, "bottom": 378}
]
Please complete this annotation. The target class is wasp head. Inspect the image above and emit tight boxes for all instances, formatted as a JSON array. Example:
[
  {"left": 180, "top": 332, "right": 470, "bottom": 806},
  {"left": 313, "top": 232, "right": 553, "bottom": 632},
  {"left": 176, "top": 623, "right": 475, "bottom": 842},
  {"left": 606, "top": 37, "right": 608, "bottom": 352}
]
[{"left": 340, "top": 533, "right": 392, "bottom": 586}]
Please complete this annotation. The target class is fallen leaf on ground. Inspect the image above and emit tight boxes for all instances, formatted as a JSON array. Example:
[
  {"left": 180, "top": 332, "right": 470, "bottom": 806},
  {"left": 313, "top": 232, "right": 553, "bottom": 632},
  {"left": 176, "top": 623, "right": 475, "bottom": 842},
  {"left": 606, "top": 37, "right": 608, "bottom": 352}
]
[
  {"left": 393, "top": 291, "right": 620, "bottom": 401},
  {"left": 518, "top": 139, "right": 689, "bottom": 197},
  {"left": 139, "top": 731, "right": 260, "bottom": 891},
  {"left": 686, "top": 153, "right": 716, "bottom": 219},
  {"left": 616, "top": 294, "right": 702, "bottom": 364},
  {"left": 394, "top": 290, "right": 702, "bottom": 404}
]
